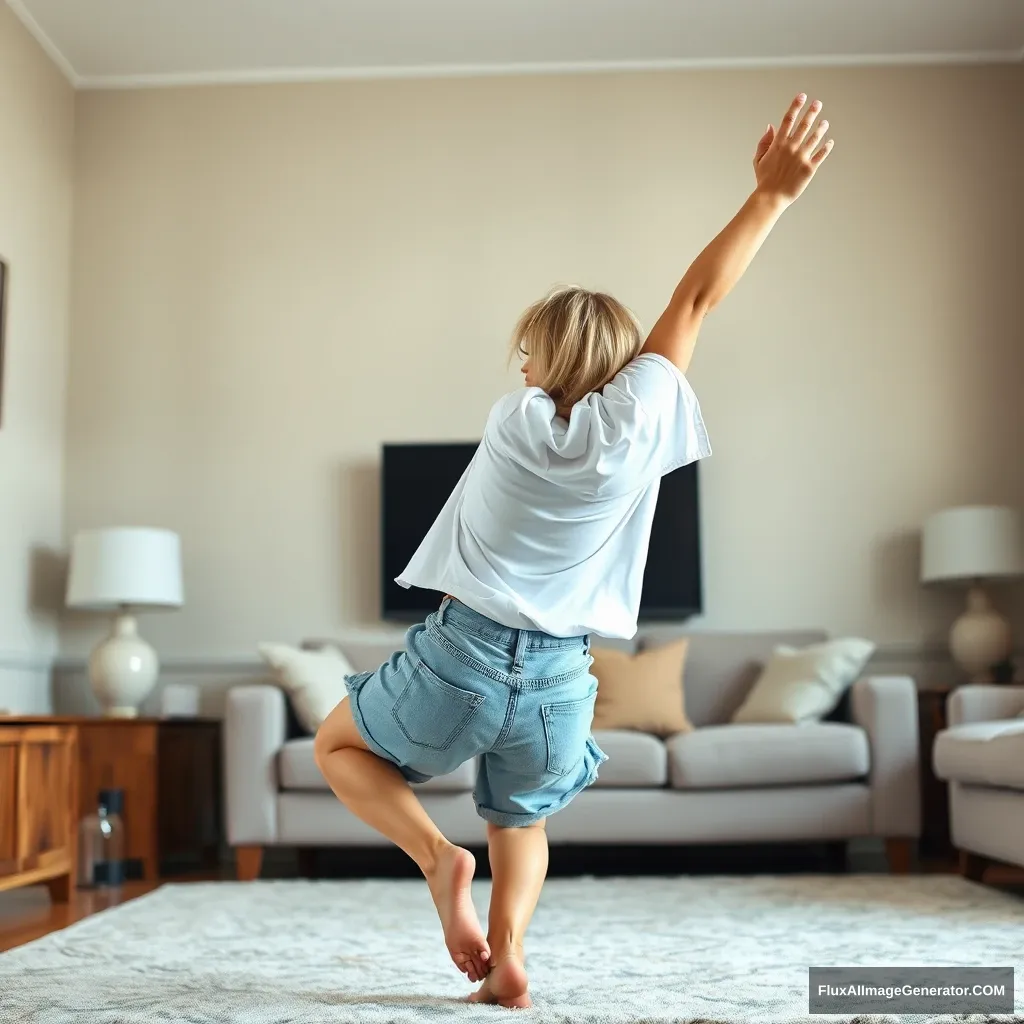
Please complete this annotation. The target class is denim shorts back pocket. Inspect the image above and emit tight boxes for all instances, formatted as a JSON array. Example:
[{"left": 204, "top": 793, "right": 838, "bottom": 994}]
[
  {"left": 541, "top": 694, "right": 597, "bottom": 777},
  {"left": 392, "top": 657, "right": 485, "bottom": 752}
]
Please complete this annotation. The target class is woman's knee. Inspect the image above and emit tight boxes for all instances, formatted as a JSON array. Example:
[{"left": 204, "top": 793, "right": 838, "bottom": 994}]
[{"left": 312, "top": 724, "right": 334, "bottom": 771}]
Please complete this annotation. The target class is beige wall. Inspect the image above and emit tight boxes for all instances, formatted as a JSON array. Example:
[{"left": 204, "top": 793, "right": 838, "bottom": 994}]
[
  {"left": 0, "top": 4, "right": 74, "bottom": 712},
  {"left": 63, "top": 65, "right": 1024, "bottom": 666}
]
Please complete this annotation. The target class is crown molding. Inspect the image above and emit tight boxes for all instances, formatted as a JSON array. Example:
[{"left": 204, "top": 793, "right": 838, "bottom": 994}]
[
  {"left": 5, "top": 0, "right": 79, "bottom": 86},
  {"left": 75, "top": 48, "right": 1024, "bottom": 92},
  {"left": 6, "top": 0, "right": 1021, "bottom": 96}
]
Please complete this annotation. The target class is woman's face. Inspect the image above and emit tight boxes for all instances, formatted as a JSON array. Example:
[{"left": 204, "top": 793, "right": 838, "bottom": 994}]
[{"left": 521, "top": 356, "right": 540, "bottom": 389}]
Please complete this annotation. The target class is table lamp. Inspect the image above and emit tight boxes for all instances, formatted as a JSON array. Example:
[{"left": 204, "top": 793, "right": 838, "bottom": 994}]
[
  {"left": 66, "top": 527, "right": 184, "bottom": 717},
  {"left": 921, "top": 506, "right": 1023, "bottom": 682}
]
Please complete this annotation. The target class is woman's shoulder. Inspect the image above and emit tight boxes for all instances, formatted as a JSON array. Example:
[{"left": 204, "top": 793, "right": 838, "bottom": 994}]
[{"left": 486, "top": 387, "right": 557, "bottom": 438}]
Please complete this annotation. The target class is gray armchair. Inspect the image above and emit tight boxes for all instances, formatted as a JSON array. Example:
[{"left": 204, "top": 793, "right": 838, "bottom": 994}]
[{"left": 933, "top": 685, "right": 1024, "bottom": 878}]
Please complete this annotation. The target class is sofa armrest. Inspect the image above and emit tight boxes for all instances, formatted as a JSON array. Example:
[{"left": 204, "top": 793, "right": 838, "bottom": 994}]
[
  {"left": 946, "top": 685, "right": 1024, "bottom": 727},
  {"left": 225, "top": 684, "right": 286, "bottom": 845},
  {"left": 850, "top": 676, "right": 921, "bottom": 838}
]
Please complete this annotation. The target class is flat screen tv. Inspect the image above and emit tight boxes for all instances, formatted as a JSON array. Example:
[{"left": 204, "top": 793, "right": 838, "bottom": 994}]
[{"left": 381, "top": 442, "right": 702, "bottom": 625}]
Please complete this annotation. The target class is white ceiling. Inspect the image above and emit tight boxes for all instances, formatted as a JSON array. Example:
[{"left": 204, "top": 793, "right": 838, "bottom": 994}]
[{"left": 9, "top": 0, "right": 1024, "bottom": 89}]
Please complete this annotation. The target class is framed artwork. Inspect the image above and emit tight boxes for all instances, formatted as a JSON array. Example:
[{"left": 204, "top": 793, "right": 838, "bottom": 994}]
[{"left": 0, "top": 259, "right": 6, "bottom": 427}]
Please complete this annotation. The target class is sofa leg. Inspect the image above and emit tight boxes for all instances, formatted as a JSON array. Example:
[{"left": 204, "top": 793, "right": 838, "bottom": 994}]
[
  {"left": 236, "top": 846, "right": 263, "bottom": 881},
  {"left": 959, "top": 850, "right": 987, "bottom": 882},
  {"left": 885, "top": 838, "right": 913, "bottom": 874}
]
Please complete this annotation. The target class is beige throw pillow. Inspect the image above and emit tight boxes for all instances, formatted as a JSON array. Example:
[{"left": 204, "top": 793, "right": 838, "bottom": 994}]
[
  {"left": 731, "top": 638, "right": 876, "bottom": 724},
  {"left": 258, "top": 642, "right": 353, "bottom": 733},
  {"left": 590, "top": 639, "right": 692, "bottom": 737}
]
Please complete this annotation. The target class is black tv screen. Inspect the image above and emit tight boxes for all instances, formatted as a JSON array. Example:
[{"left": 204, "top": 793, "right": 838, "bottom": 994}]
[{"left": 381, "top": 442, "right": 702, "bottom": 624}]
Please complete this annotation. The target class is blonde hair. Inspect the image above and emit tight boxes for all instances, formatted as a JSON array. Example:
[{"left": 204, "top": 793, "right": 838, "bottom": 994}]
[{"left": 510, "top": 286, "right": 644, "bottom": 408}]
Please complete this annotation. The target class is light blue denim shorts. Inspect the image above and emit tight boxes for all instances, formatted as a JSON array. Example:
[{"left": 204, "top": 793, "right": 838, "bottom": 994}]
[{"left": 344, "top": 597, "right": 607, "bottom": 827}]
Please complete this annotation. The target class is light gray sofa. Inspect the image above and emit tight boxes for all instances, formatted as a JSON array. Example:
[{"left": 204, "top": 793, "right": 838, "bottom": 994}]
[
  {"left": 933, "top": 684, "right": 1024, "bottom": 878},
  {"left": 225, "top": 629, "right": 921, "bottom": 880}
]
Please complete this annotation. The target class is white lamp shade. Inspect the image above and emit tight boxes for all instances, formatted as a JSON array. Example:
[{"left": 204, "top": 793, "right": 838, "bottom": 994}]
[
  {"left": 66, "top": 527, "right": 184, "bottom": 610},
  {"left": 921, "top": 506, "right": 1024, "bottom": 583}
]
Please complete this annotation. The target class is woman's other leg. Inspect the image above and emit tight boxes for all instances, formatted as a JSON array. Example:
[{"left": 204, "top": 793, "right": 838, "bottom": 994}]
[{"left": 314, "top": 698, "right": 489, "bottom": 981}]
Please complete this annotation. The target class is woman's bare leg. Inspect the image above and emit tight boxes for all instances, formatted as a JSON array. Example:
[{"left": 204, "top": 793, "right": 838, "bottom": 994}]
[
  {"left": 469, "top": 820, "right": 548, "bottom": 1008},
  {"left": 314, "top": 698, "right": 489, "bottom": 981}
]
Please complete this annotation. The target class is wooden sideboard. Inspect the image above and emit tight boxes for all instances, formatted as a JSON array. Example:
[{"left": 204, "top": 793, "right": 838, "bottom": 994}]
[
  {"left": 0, "top": 716, "right": 222, "bottom": 899},
  {"left": 0, "top": 724, "right": 79, "bottom": 901}
]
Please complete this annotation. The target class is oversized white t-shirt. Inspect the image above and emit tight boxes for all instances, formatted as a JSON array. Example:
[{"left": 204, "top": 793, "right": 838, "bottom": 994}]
[{"left": 396, "top": 353, "right": 711, "bottom": 638}]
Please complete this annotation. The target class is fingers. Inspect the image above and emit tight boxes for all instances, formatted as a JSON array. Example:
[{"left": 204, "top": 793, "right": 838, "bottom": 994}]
[
  {"left": 803, "top": 117, "right": 829, "bottom": 154},
  {"left": 810, "top": 138, "right": 835, "bottom": 166},
  {"left": 791, "top": 98, "right": 822, "bottom": 145},
  {"left": 753, "top": 124, "right": 774, "bottom": 165},
  {"left": 778, "top": 94, "right": 807, "bottom": 141}
]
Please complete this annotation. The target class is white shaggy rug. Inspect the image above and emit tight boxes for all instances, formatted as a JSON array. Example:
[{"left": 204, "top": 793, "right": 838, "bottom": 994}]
[{"left": 2, "top": 875, "right": 1021, "bottom": 1023}]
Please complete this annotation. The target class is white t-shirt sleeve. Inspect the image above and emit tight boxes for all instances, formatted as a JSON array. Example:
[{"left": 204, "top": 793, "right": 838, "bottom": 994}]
[
  {"left": 482, "top": 353, "right": 710, "bottom": 496},
  {"left": 589, "top": 352, "right": 711, "bottom": 486}
]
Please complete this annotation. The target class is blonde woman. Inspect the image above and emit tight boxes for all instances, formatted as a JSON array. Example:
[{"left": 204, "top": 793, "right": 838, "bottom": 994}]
[{"left": 315, "top": 94, "right": 833, "bottom": 1008}]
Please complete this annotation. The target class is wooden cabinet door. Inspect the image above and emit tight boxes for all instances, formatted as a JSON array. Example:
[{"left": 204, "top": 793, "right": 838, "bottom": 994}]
[
  {"left": 0, "top": 729, "right": 20, "bottom": 877},
  {"left": 18, "top": 727, "right": 77, "bottom": 876},
  {"left": 77, "top": 723, "right": 158, "bottom": 880},
  {"left": 158, "top": 721, "right": 222, "bottom": 871},
  {"left": 0, "top": 726, "right": 77, "bottom": 884}
]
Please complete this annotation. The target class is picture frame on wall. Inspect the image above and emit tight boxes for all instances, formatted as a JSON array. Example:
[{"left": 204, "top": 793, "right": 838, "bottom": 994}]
[{"left": 0, "top": 258, "right": 6, "bottom": 427}]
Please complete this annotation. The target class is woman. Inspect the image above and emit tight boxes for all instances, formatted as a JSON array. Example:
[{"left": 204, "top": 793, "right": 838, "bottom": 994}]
[{"left": 314, "top": 93, "right": 833, "bottom": 1008}]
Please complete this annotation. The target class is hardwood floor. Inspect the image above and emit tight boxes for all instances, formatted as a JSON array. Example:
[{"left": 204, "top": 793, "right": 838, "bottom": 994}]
[
  {"left": 0, "top": 872, "right": 228, "bottom": 953},
  {"left": 0, "top": 882, "right": 153, "bottom": 952}
]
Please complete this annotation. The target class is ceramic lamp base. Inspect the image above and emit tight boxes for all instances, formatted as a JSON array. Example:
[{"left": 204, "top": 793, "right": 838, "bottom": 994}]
[
  {"left": 949, "top": 585, "right": 1013, "bottom": 684},
  {"left": 88, "top": 612, "right": 159, "bottom": 717}
]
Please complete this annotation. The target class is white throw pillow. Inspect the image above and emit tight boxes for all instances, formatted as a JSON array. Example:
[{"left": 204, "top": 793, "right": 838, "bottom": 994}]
[
  {"left": 257, "top": 642, "right": 354, "bottom": 733},
  {"left": 731, "top": 639, "right": 876, "bottom": 724}
]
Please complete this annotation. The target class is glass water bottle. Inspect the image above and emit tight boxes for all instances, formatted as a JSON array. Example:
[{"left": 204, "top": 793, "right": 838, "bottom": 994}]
[{"left": 77, "top": 788, "right": 126, "bottom": 888}]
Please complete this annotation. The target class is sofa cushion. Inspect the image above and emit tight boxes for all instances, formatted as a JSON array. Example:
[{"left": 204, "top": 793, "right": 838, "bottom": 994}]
[
  {"left": 730, "top": 638, "right": 875, "bottom": 724},
  {"left": 667, "top": 722, "right": 870, "bottom": 789},
  {"left": 278, "top": 738, "right": 477, "bottom": 792},
  {"left": 933, "top": 720, "right": 1024, "bottom": 790},
  {"left": 636, "top": 630, "right": 829, "bottom": 726},
  {"left": 591, "top": 730, "right": 668, "bottom": 786},
  {"left": 258, "top": 643, "right": 352, "bottom": 733},
  {"left": 590, "top": 640, "right": 691, "bottom": 737}
]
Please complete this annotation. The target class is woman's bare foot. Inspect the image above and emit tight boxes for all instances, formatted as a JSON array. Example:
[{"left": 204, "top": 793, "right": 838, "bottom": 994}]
[
  {"left": 468, "top": 951, "right": 531, "bottom": 1009},
  {"left": 425, "top": 843, "right": 489, "bottom": 982}
]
